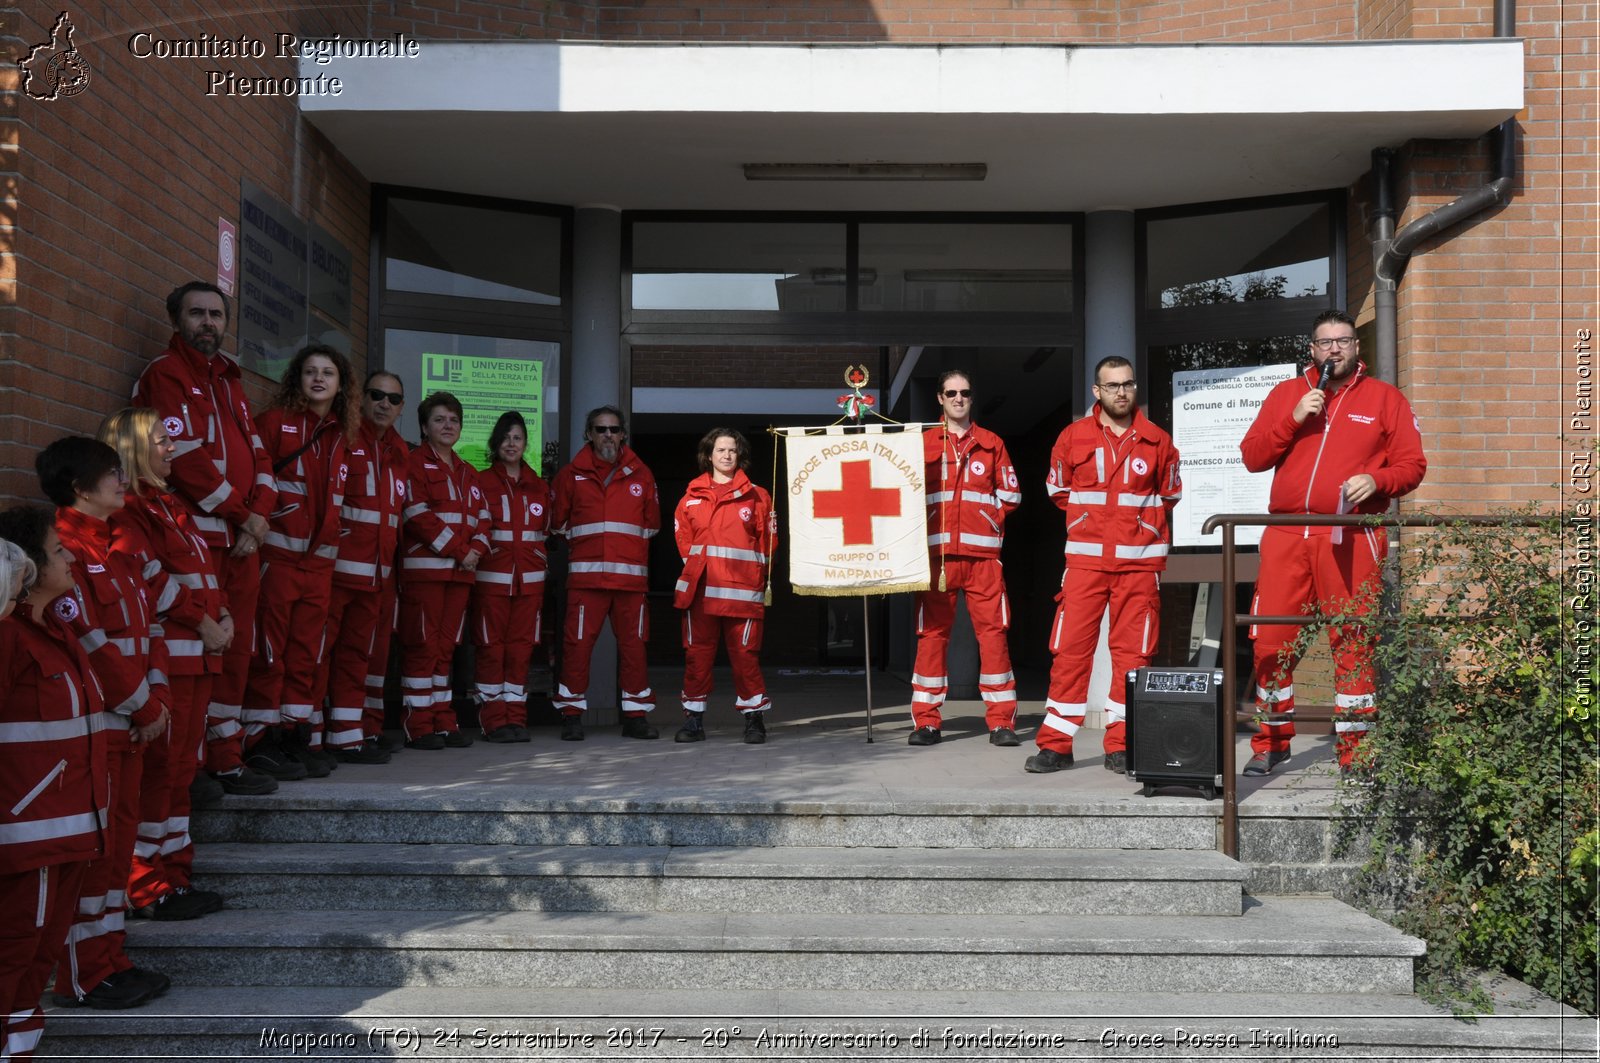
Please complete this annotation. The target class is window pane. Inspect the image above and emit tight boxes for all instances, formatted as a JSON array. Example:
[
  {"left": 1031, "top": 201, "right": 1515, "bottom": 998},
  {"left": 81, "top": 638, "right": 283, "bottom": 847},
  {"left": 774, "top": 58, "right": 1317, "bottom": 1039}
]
[
  {"left": 385, "top": 329, "right": 562, "bottom": 474},
  {"left": 631, "top": 222, "right": 846, "bottom": 311},
  {"left": 859, "top": 223, "right": 1073, "bottom": 312},
  {"left": 1146, "top": 202, "right": 1330, "bottom": 310},
  {"left": 386, "top": 198, "right": 562, "bottom": 305}
]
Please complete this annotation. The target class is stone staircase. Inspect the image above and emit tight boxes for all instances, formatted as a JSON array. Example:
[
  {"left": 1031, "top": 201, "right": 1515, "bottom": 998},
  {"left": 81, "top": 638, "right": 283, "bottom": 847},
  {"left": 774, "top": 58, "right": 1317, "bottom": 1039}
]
[{"left": 40, "top": 777, "right": 1592, "bottom": 1061}]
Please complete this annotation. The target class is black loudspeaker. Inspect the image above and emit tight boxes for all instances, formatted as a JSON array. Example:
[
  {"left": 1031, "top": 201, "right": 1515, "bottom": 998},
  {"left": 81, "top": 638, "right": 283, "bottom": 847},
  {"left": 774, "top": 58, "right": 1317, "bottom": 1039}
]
[{"left": 1124, "top": 667, "right": 1224, "bottom": 800}]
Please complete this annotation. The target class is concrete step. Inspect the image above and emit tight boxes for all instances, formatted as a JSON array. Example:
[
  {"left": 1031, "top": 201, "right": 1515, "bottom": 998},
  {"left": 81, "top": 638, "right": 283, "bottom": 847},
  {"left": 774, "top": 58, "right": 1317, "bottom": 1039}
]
[
  {"left": 44, "top": 985, "right": 1593, "bottom": 1061},
  {"left": 125, "top": 897, "right": 1421, "bottom": 995},
  {"left": 191, "top": 842, "right": 1246, "bottom": 916},
  {"left": 189, "top": 789, "right": 1219, "bottom": 850}
]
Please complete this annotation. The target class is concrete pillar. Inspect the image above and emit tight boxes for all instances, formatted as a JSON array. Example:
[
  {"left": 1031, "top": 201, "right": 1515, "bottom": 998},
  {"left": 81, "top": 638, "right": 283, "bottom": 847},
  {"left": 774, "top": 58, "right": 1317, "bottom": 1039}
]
[{"left": 569, "top": 206, "right": 623, "bottom": 723}]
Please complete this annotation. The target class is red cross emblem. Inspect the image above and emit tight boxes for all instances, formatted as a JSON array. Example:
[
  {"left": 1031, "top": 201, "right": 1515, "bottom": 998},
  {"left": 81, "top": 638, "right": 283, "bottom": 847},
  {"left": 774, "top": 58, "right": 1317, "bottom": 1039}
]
[{"left": 812, "top": 460, "right": 901, "bottom": 545}]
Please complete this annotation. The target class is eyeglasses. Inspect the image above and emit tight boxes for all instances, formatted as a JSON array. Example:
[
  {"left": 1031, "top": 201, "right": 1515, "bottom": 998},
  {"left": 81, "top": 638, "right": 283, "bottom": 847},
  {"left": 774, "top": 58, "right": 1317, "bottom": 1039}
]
[
  {"left": 366, "top": 389, "right": 404, "bottom": 406},
  {"left": 1096, "top": 381, "right": 1137, "bottom": 392},
  {"left": 941, "top": 389, "right": 972, "bottom": 399},
  {"left": 1312, "top": 336, "right": 1357, "bottom": 350},
  {"left": 590, "top": 425, "right": 624, "bottom": 435}
]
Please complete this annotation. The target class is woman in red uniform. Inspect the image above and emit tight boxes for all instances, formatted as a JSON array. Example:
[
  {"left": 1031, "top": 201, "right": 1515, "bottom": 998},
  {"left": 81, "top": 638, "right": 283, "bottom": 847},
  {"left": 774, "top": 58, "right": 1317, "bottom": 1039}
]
[
  {"left": 399, "top": 392, "right": 490, "bottom": 749},
  {"left": 99, "top": 407, "right": 230, "bottom": 921},
  {"left": 0, "top": 513, "right": 110, "bottom": 1054},
  {"left": 241, "top": 344, "right": 355, "bottom": 780},
  {"left": 472, "top": 411, "right": 550, "bottom": 743},
  {"left": 671, "top": 428, "right": 777, "bottom": 744}
]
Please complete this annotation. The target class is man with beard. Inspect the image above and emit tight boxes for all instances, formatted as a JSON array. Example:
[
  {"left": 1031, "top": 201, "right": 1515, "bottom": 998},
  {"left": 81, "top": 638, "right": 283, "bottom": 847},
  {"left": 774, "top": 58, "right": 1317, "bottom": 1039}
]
[
  {"left": 1026, "top": 356, "right": 1182, "bottom": 775},
  {"left": 1238, "top": 310, "right": 1426, "bottom": 775},
  {"left": 550, "top": 406, "right": 660, "bottom": 740},
  {"left": 133, "top": 282, "right": 277, "bottom": 795}
]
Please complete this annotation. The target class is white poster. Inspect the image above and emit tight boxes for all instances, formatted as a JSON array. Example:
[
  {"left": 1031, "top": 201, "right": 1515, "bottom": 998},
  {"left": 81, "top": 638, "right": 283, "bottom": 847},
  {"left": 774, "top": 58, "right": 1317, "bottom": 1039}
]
[
  {"left": 1172, "top": 364, "right": 1299, "bottom": 547},
  {"left": 782, "top": 425, "right": 929, "bottom": 596}
]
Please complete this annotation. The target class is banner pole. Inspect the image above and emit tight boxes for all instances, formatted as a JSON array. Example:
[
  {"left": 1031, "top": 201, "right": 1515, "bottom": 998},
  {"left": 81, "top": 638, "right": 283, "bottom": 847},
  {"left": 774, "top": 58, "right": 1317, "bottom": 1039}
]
[{"left": 862, "top": 593, "right": 874, "bottom": 743}]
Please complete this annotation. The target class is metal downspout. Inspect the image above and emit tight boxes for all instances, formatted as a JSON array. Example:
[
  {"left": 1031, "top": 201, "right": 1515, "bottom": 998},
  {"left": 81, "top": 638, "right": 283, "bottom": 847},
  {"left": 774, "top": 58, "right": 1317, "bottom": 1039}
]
[{"left": 1371, "top": 0, "right": 1518, "bottom": 385}]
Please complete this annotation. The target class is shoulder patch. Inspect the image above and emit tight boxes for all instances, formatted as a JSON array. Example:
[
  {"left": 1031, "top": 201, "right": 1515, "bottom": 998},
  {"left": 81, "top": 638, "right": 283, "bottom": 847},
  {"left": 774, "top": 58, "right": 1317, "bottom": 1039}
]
[
  {"left": 53, "top": 596, "right": 79, "bottom": 623},
  {"left": 163, "top": 416, "right": 185, "bottom": 438}
]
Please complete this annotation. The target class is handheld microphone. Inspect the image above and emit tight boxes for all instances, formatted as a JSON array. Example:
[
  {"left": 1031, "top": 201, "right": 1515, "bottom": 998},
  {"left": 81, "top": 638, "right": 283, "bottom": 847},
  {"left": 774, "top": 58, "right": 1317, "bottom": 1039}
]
[{"left": 1314, "top": 361, "right": 1331, "bottom": 392}]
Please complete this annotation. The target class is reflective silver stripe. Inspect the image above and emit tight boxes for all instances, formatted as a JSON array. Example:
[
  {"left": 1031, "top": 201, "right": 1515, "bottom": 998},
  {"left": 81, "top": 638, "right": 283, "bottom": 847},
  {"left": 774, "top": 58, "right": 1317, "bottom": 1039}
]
[
  {"left": 254, "top": 471, "right": 275, "bottom": 489},
  {"left": 402, "top": 503, "right": 429, "bottom": 521},
  {"left": 702, "top": 545, "right": 765, "bottom": 564},
  {"left": 171, "top": 572, "right": 218, "bottom": 590},
  {"left": 979, "top": 671, "right": 1015, "bottom": 685},
  {"left": 313, "top": 544, "right": 338, "bottom": 559},
  {"left": 490, "top": 530, "right": 516, "bottom": 542},
  {"left": 996, "top": 489, "right": 1022, "bottom": 504},
  {"left": 164, "top": 639, "right": 205, "bottom": 656},
  {"left": 1064, "top": 540, "right": 1104, "bottom": 556},
  {"left": 960, "top": 490, "right": 997, "bottom": 507},
  {"left": 275, "top": 479, "right": 307, "bottom": 496},
  {"left": 107, "top": 636, "right": 150, "bottom": 656},
  {"left": 141, "top": 559, "right": 161, "bottom": 579},
  {"left": 429, "top": 529, "right": 454, "bottom": 553},
  {"left": 1335, "top": 692, "right": 1376, "bottom": 709},
  {"left": 1117, "top": 492, "right": 1161, "bottom": 508},
  {"left": 705, "top": 586, "right": 764, "bottom": 604},
  {"left": 569, "top": 521, "right": 651, "bottom": 539},
  {"left": 911, "top": 673, "right": 946, "bottom": 687},
  {"left": 1114, "top": 543, "right": 1169, "bottom": 559},
  {"left": 0, "top": 717, "right": 91, "bottom": 743},
  {"left": 437, "top": 512, "right": 464, "bottom": 524},
  {"left": 333, "top": 559, "right": 378, "bottom": 578},
  {"left": 958, "top": 532, "right": 1002, "bottom": 549},
  {"left": 1045, "top": 481, "right": 1069, "bottom": 498},
  {"left": 926, "top": 490, "right": 954, "bottom": 504},
  {"left": 191, "top": 514, "right": 227, "bottom": 533},
  {"left": 522, "top": 530, "right": 546, "bottom": 542},
  {"left": 569, "top": 561, "right": 648, "bottom": 577},
  {"left": 170, "top": 438, "right": 203, "bottom": 457},
  {"left": 341, "top": 505, "right": 383, "bottom": 524},
  {"left": 1068, "top": 490, "right": 1108, "bottom": 505},
  {"left": 264, "top": 531, "right": 311, "bottom": 552},
  {"left": 911, "top": 691, "right": 942, "bottom": 705},
  {"left": 674, "top": 579, "right": 690, "bottom": 593},
  {"left": 0, "top": 810, "right": 103, "bottom": 846},
  {"left": 403, "top": 556, "right": 455, "bottom": 570},
  {"left": 926, "top": 533, "right": 952, "bottom": 546},
  {"left": 197, "top": 480, "right": 233, "bottom": 512},
  {"left": 980, "top": 690, "right": 1014, "bottom": 703},
  {"left": 1094, "top": 448, "right": 1106, "bottom": 483},
  {"left": 475, "top": 571, "right": 514, "bottom": 585},
  {"left": 155, "top": 580, "right": 179, "bottom": 613},
  {"left": 1256, "top": 684, "right": 1295, "bottom": 703},
  {"left": 111, "top": 678, "right": 152, "bottom": 715},
  {"left": 79, "top": 630, "right": 107, "bottom": 653}
]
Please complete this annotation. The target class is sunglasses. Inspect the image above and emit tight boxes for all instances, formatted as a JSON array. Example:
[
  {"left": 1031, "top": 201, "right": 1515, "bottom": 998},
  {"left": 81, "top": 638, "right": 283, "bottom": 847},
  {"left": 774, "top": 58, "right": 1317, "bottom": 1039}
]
[
  {"left": 590, "top": 425, "right": 624, "bottom": 435},
  {"left": 366, "top": 389, "right": 404, "bottom": 406},
  {"left": 942, "top": 389, "right": 972, "bottom": 398}
]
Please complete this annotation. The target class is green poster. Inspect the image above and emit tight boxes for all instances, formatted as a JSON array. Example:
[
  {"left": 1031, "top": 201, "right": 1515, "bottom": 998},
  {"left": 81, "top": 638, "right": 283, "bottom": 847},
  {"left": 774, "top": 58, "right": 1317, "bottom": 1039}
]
[{"left": 421, "top": 353, "right": 543, "bottom": 471}]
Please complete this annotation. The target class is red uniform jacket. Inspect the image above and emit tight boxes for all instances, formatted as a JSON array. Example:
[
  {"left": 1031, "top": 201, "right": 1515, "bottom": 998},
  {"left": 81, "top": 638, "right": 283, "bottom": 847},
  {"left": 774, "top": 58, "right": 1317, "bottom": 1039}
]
[
  {"left": 109, "top": 490, "right": 224, "bottom": 677},
  {"left": 0, "top": 611, "right": 109, "bottom": 871},
  {"left": 475, "top": 462, "right": 551, "bottom": 597},
  {"left": 673, "top": 471, "right": 776, "bottom": 619},
  {"left": 401, "top": 445, "right": 492, "bottom": 584},
  {"left": 1240, "top": 362, "right": 1427, "bottom": 534},
  {"left": 56, "top": 507, "right": 169, "bottom": 730},
  {"left": 923, "top": 423, "right": 1020, "bottom": 562},
  {"left": 256, "top": 408, "right": 347, "bottom": 569},
  {"left": 551, "top": 445, "right": 659, "bottom": 593},
  {"left": 333, "top": 422, "right": 408, "bottom": 591},
  {"left": 132, "top": 335, "right": 275, "bottom": 548},
  {"left": 1046, "top": 409, "right": 1183, "bottom": 573}
]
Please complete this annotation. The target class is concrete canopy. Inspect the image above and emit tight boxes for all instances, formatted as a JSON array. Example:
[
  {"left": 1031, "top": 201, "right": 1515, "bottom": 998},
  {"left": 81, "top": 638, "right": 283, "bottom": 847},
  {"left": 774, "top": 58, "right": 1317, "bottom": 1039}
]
[{"left": 300, "top": 40, "right": 1524, "bottom": 211}]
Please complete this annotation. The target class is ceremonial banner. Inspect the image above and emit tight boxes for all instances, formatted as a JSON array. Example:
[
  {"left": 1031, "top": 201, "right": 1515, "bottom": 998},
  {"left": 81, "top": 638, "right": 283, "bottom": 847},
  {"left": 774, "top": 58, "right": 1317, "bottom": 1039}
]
[{"left": 783, "top": 425, "right": 929, "bottom": 596}]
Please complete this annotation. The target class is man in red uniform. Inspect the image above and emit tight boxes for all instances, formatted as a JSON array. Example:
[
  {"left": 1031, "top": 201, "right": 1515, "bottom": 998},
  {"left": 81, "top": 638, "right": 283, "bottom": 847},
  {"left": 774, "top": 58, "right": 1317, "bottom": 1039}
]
[
  {"left": 1026, "top": 356, "right": 1182, "bottom": 774},
  {"left": 909, "top": 371, "right": 1022, "bottom": 747},
  {"left": 1239, "top": 310, "right": 1426, "bottom": 774},
  {"left": 133, "top": 282, "right": 278, "bottom": 796},
  {"left": 550, "top": 406, "right": 660, "bottom": 741}
]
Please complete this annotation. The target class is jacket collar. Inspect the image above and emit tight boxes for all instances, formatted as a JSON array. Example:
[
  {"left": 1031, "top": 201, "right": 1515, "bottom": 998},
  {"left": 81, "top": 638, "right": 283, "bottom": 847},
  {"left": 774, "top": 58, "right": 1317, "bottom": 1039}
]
[{"left": 166, "top": 333, "right": 239, "bottom": 380}]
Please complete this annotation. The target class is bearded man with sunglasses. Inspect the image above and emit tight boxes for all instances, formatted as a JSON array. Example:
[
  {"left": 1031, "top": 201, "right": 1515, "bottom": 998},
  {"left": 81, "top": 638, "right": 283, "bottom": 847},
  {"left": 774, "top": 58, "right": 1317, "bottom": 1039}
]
[
  {"left": 909, "top": 371, "right": 1023, "bottom": 747},
  {"left": 550, "top": 406, "right": 661, "bottom": 741},
  {"left": 316, "top": 372, "right": 410, "bottom": 763},
  {"left": 1027, "top": 356, "right": 1182, "bottom": 775}
]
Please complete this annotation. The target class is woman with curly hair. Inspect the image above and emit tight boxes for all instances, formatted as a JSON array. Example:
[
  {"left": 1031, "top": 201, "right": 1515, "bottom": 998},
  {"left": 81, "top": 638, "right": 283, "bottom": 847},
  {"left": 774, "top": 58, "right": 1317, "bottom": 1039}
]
[{"left": 241, "top": 343, "right": 357, "bottom": 780}]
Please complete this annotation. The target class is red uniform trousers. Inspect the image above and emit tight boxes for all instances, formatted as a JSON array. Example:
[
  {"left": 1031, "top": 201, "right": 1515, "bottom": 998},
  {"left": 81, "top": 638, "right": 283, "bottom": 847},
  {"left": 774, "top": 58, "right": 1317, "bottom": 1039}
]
[
  {"left": 205, "top": 551, "right": 260, "bottom": 774},
  {"left": 472, "top": 591, "right": 543, "bottom": 732},
  {"left": 399, "top": 581, "right": 470, "bottom": 738},
  {"left": 1037, "top": 568, "right": 1161, "bottom": 756},
  {"left": 317, "top": 584, "right": 386, "bottom": 750},
  {"left": 555, "top": 588, "right": 654, "bottom": 718},
  {"left": 911, "top": 557, "right": 1017, "bottom": 731},
  {"left": 1250, "top": 525, "right": 1385, "bottom": 767},
  {"left": 55, "top": 731, "right": 141, "bottom": 1000},
  {"left": 680, "top": 602, "right": 768, "bottom": 716},
  {"left": 242, "top": 561, "right": 333, "bottom": 747},
  {"left": 0, "top": 860, "right": 88, "bottom": 1060},
  {"left": 365, "top": 578, "right": 399, "bottom": 740},
  {"left": 128, "top": 673, "right": 211, "bottom": 908}
]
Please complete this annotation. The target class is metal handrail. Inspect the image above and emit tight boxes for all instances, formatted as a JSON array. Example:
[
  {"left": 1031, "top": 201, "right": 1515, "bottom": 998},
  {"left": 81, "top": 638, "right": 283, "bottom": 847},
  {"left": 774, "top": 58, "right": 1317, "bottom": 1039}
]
[{"left": 1197, "top": 512, "right": 1555, "bottom": 859}]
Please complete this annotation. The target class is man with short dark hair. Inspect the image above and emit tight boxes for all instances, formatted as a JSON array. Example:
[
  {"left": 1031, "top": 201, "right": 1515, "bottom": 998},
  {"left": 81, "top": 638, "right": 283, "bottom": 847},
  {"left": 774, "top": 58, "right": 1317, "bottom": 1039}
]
[
  {"left": 133, "top": 282, "right": 278, "bottom": 795},
  {"left": 1238, "top": 310, "right": 1426, "bottom": 775},
  {"left": 1026, "top": 356, "right": 1182, "bottom": 775},
  {"left": 550, "top": 405, "right": 660, "bottom": 741}
]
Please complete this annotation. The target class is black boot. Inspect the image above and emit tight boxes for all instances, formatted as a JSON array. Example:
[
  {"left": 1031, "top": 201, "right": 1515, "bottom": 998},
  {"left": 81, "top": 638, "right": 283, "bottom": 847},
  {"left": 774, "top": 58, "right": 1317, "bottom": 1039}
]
[
  {"left": 674, "top": 712, "right": 705, "bottom": 743},
  {"left": 743, "top": 711, "right": 767, "bottom": 745}
]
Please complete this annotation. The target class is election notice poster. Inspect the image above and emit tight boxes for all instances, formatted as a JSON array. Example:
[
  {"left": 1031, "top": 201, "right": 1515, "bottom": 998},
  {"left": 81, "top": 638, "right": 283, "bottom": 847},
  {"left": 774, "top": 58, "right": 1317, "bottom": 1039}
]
[
  {"left": 1171, "top": 363, "right": 1298, "bottom": 548},
  {"left": 421, "top": 353, "right": 543, "bottom": 470},
  {"left": 782, "top": 425, "right": 929, "bottom": 596}
]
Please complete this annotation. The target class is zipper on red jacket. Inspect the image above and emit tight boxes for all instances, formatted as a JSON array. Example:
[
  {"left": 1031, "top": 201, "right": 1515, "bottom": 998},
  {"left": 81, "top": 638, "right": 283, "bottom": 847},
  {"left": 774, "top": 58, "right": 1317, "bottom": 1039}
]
[{"left": 1301, "top": 376, "right": 1353, "bottom": 537}]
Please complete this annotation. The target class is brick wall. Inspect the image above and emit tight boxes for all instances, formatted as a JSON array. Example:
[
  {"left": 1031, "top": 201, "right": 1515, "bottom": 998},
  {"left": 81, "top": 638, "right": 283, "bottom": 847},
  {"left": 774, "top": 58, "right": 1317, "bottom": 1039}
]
[{"left": 1, "top": 4, "right": 372, "bottom": 503}]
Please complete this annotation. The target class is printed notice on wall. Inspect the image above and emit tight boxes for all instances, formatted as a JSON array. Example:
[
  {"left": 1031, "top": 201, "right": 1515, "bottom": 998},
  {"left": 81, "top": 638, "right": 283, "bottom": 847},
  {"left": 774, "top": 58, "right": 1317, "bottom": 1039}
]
[
  {"left": 238, "top": 181, "right": 309, "bottom": 382},
  {"left": 1171, "top": 364, "right": 1298, "bottom": 548},
  {"left": 422, "top": 353, "right": 544, "bottom": 471}
]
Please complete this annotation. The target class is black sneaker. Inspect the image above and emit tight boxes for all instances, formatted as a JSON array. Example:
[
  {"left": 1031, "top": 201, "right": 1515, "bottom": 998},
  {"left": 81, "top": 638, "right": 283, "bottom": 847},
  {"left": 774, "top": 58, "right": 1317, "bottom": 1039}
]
[
  {"left": 130, "top": 890, "right": 210, "bottom": 921},
  {"left": 989, "top": 727, "right": 1020, "bottom": 747},
  {"left": 335, "top": 740, "right": 391, "bottom": 765},
  {"left": 374, "top": 732, "right": 400, "bottom": 753},
  {"left": 123, "top": 967, "right": 171, "bottom": 998},
  {"left": 907, "top": 726, "right": 942, "bottom": 747},
  {"left": 484, "top": 726, "right": 519, "bottom": 744},
  {"left": 1243, "top": 749, "right": 1290, "bottom": 776},
  {"left": 441, "top": 731, "right": 474, "bottom": 748},
  {"left": 188, "top": 772, "right": 225, "bottom": 808},
  {"left": 404, "top": 733, "right": 445, "bottom": 751},
  {"left": 510, "top": 725, "right": 532, "bottom": 743},
  {"left": 246, "top": 733, "right": 309, "bottom": 781},
  {"left": 674, "top": 713, "right": 705, "bottom": 743},
  {"left": 215, "top": 766, "right": 279, "bottom": 795},
  {"left": 1103, "top": 751, "right": 1127, "bottom": 774},
  {"left": 620, "top": 715, "right": 659, "bottom": 740},
  {"left": 560, "top": 716, "right": 585, "bottom": 741},
  {"left": 52, "top": 970, "right": 157, "bottom": 1010},
  {"left": 171, "top": 886, "right": 224, "bottom": 914},
  {"left": 303, "top": 745, "right": 339, "bottom": 773},
  {"left": 742, "top": 712, "right": 767, "bottom": 745},
  {"left": 1023, "top": 749, "right": 1073, "bottom": 774}
]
